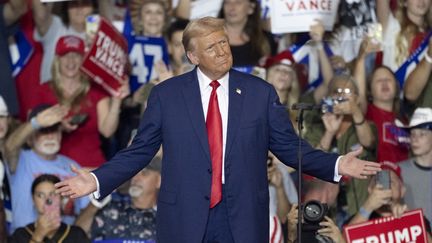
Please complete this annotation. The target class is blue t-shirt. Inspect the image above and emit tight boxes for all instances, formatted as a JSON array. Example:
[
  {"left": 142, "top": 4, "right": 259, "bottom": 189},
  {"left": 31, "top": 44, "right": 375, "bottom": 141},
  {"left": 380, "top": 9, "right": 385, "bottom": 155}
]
[{"left": 10, "top": 149, "right": 89, "bottom": 232}]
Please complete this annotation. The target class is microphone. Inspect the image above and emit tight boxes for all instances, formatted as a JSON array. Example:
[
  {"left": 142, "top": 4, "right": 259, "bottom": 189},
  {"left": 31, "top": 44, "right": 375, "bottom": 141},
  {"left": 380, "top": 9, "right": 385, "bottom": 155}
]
[{"left": 291, "top": 103, "right": 322, "bottom": 111}]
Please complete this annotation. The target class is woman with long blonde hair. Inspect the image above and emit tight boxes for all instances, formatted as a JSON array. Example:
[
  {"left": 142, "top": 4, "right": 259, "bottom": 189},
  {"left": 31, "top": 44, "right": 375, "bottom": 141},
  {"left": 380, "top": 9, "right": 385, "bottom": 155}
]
[
  {"left": 377, "top": 0, "right": 432, "bottom": 71},
  {"left": 37, "top": 36, "right": 128, "bottom": 169}
]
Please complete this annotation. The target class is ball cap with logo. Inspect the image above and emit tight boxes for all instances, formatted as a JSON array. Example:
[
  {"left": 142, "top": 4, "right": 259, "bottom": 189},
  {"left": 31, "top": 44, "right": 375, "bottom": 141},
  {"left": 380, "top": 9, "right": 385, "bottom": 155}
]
[
  {"left": 55, "top": 35, "right": 85, "bottom": 57},
  {"left": 263, "top": 50, "right": 296, "bottom": 69}
]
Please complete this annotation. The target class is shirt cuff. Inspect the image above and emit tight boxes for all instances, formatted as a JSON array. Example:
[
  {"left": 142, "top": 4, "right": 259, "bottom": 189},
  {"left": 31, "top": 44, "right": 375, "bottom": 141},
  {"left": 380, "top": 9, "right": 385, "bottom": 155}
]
[
  {"left": 333, "top": 156, "right": 343, "bottom": 182},
  {"left": 90, "top": 172, "right": 101, "bottom": 199}
]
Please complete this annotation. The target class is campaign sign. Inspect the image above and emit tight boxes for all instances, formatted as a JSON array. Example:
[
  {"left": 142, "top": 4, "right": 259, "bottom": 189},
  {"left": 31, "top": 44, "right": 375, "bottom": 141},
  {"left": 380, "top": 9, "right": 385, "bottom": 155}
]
[
  {"left": 344, "top": 209, "right": 428, "bottom": 243},
  {"left": 271, "top": 0, "right": 340, "bottom": 34},
  {"left": 81, "top": 18, "right": 128, "bottom": 96},
  {"left": 127, "top": 36, "right": 169, "bottom": 92},
  {"left": 93, "top": 240, "right": 155, "bottom": 243}
]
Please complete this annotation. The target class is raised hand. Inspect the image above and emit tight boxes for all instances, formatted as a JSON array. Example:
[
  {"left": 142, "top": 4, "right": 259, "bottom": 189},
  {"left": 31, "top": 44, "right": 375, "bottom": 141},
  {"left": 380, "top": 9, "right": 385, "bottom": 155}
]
[
  {"left": 317, "top": 216, "right": 346, "bottom": 243},
  {"left": 338, "top": 147, "right": 381, "bottom": 179},
  {"left": 309, "top": 19, "right": 325, "bottom": 42},
  {"left": 363, "top": 184, "right": 392, "bottom": 212},
  {"left": 33, "top": 208, "right": 61, "bottom": 241},
  {"left": 322, "top": 112, "right": 343, "bottom": 135},
  {"left": 267, "top": 163, "right": 283, "bottom": 188},
  {"left": 154, "top": 60, "right": 174, "bottom": 82},
  {"left": 286, "top": 204, "right": 298, "bottom": 243},
  {"left": 54, "top": 165, "right": 97, "bottom": 199},
  {"left": 36, "top": 104, "right": 69, "bottom": 128},
  {"left": 113, "top": 81, "right": 130, "bottom": 100}
]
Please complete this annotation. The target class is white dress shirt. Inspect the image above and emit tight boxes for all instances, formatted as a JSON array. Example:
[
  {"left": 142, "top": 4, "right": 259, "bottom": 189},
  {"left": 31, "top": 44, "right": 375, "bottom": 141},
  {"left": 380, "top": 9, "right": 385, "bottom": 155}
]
[{"left": 196, "top": 68, "right": 229, "bottom": 183}]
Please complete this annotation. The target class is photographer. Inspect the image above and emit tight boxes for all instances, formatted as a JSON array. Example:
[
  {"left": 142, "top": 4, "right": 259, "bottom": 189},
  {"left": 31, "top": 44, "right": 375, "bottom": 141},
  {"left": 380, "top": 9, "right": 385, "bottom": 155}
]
[
  {"left": 304, "top": 74, "right": 377, "bottom": 221},
  {"left": 287, "top": 204, "right": 345, "bottom": 243}
]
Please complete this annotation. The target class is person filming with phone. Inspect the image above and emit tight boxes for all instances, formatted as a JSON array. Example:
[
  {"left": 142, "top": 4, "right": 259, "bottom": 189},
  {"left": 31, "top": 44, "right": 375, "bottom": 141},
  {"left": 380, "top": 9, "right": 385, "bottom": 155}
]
[
  {"left": 9, "top": 174, "right": 90, "bottom": 243},
  {"left": 8, "top": 104, "right": 89, "bottom": 231}
]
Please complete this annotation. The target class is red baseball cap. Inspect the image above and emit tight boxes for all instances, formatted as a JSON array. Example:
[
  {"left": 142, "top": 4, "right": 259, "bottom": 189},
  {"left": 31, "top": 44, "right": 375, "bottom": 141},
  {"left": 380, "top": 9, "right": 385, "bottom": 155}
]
[
  {"left": 55, "top": 35, "right": 85, "bottom": 56},
  {"left": 263, "top": 50, "right": 296, "bottom": 69},
  {"left": 380, "top": 161, "right": 403, "bottom": 182}
]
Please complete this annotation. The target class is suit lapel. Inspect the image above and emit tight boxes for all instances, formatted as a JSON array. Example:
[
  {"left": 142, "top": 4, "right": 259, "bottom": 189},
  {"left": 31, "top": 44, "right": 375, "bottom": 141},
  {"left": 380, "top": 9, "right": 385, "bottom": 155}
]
[
  {"left": 182, "top": 70, "right": 211, "bottom": 163},
  {"left": 225, "top": 70, "right": 244, "bottom": 161}
]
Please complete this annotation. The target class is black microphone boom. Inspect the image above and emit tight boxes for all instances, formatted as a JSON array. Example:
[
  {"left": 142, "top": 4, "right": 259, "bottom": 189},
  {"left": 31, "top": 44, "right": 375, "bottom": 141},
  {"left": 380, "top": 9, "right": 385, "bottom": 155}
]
[{"left": 291, "top": 103, "right": 321, "bottom": 111}]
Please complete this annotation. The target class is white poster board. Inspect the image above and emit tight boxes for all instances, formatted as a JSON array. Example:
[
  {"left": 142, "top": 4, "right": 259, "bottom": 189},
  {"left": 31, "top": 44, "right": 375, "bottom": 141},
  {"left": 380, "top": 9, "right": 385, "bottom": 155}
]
[{"left": 270, "top": 0, "right": 340, "bottom": 34}]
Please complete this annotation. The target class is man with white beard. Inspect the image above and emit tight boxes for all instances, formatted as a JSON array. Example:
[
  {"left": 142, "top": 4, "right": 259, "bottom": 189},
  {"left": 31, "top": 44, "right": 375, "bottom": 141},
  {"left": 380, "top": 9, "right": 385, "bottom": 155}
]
[
  {"left": 74, "top": 156, "right": 161, "bottom": 241},
  {"left": 8, "top": 104, "right": 89, "bottom": 232}
]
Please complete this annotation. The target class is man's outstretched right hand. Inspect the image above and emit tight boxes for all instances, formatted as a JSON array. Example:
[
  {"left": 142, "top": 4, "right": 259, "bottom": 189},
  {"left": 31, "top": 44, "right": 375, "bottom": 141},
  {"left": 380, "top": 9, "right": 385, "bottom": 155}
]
[{"left": 55, "top": 165, "right": 97, "bottom": 199}]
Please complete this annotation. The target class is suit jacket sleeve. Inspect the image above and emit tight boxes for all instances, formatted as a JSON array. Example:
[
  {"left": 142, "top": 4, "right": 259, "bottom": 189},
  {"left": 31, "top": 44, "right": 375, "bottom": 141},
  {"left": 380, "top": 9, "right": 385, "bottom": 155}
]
[
  {"left": 267, "top": 87, "right": 338, "bottom": 182},
  {"left": 93, "top": 86, "right": 163, "bottom": 198}
]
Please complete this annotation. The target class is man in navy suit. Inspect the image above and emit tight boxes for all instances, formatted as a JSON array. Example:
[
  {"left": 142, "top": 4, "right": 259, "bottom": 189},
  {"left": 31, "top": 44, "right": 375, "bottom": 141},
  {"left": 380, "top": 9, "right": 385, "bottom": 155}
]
[{"left": 55, "top": 17, "right": 381, "bottom": 243}]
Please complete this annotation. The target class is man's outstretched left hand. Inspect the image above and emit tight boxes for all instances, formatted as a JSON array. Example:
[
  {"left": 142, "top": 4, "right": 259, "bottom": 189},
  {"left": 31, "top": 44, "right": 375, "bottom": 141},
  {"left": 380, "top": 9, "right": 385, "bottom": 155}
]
[{"left": 338, "top": 147, "right": 381, "bottom": 179}]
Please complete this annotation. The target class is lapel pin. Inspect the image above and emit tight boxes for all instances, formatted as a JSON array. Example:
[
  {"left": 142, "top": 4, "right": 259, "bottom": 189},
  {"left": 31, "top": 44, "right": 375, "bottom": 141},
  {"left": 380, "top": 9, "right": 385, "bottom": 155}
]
[{"left": 236, "top": 88, "right": 241, "bottom": 95}]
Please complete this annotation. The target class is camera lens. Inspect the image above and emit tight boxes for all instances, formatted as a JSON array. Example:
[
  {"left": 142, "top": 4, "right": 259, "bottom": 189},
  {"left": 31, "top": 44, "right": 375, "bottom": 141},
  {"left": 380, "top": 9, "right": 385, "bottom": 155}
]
[{"left": 303, "top": 200, "right": 327, "bottom": 224}]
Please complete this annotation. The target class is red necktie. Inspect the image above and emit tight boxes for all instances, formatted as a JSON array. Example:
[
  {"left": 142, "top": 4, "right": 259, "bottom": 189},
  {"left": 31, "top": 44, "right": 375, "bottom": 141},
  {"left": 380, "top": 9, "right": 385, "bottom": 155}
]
[{"left": 206, "top": 80, "right": 222, "bottom": 208}]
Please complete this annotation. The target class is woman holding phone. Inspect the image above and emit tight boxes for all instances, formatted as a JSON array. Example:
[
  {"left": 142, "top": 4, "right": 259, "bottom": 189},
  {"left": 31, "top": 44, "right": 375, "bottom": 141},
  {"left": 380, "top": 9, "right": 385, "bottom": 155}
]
[{"left": 9, "top": 174, "right": 90, "bottom": 243}]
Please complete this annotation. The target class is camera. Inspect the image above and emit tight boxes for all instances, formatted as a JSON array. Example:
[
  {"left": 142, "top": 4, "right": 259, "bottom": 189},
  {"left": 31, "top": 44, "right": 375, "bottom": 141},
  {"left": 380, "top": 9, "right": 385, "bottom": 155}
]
[
  {"left": 321, "top": 96, "right": 347, "bottom": 113},
  {"left": 301, "top": 200, "right": 328, "bottom": 232}
]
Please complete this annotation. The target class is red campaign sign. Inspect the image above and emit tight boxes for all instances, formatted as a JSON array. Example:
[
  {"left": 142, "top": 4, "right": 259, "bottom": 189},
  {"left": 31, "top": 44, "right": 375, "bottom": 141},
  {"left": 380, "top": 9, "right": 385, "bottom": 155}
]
[
  {"left": 81, "top": 18, "right": 128, "bottom": 96},
  {"left": 344, "top": 209, "right": 428, "bottom": 243}
]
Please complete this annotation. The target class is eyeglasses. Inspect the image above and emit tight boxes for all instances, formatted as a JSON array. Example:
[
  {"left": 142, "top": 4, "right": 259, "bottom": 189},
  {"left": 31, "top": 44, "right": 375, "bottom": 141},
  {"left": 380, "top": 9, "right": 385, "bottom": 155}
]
[{"left": 332, "top": 88, "right": 352, "bottom": 95}]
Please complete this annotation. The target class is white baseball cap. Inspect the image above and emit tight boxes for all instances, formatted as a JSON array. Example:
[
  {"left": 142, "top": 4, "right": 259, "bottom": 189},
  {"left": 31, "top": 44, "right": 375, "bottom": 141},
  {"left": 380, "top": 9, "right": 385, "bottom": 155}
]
[{"left": 0, "top": 96, "right": 9, "bottom": 116}]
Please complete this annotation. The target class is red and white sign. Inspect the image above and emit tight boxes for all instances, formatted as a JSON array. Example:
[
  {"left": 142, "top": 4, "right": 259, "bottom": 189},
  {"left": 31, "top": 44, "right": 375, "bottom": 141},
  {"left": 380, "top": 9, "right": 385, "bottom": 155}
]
[
  {"left": 344, "top": 209, "right": 428, "bottom": 243},
  {"left": 270, "top": 0, "right": 340, "bottom": 34},
  {"left": 81, "top": 18, "right": 128, "bottom": 96}
]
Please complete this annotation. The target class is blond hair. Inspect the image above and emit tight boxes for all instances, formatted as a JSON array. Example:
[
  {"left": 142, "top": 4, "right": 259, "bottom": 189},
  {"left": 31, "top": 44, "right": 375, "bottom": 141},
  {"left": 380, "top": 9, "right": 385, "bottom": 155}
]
[
  {"left": 51, "top": 56, "right": 90, "bottom": 110},
  {"left": 182, "top": 17, "right": 226, "bottom": 52},
  {"left": 394, "top": 0, "right": 431, "bottom": 66}
]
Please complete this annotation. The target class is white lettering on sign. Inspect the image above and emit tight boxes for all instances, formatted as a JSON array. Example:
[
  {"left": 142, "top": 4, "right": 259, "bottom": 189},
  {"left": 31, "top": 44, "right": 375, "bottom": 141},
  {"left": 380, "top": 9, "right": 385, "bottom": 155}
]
[
  {"left": 283, "top": 0, "right": 332, "bottom": 11},
  {"left": 129, "top": 43, "right": 164, "bottom": 83},
  {"left": 351, "top": 225, "right": 423, "bottom": 243},
  {"left": 94, "top": 31, "right": 127, "bottom": 78}
]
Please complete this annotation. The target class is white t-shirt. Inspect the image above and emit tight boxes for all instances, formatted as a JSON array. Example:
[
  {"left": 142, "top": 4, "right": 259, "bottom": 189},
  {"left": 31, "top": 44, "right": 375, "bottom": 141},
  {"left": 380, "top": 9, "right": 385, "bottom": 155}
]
[
  {"left": 269, "top": 162, "right": 298, "bottom": 216},
  {"left": 381, "top": 13, "right": 402, "bottom": 71},
  {"left": 33, "top": 15, "right": 86, "bottom": 83}
]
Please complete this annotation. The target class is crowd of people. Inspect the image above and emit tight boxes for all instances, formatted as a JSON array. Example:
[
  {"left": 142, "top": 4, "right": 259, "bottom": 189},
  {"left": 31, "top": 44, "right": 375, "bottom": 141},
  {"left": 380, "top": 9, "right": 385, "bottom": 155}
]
[{"left": 0, "top": 0, "right": 431, "bottom": 242}]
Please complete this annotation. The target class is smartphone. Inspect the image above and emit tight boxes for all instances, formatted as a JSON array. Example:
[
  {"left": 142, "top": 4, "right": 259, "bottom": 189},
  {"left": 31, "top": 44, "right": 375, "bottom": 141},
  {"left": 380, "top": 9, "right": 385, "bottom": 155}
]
[
  {"left": 366, "top": 22, "right": 383, "bottom": 45},
  {"left": 70, "top": 113, "right": 88, "bottom": 125},
  {"left": 85, "top": 14, "right": 100, "bottom": 47},
  {"left": 44, "top": 197, "right": 60, "bottom": 214},
  {"left": 376, "top": 170, "right": 391, "bottom": 190},
  {"left": 86, "top": 14, "right": 100, "bottom": 36}
]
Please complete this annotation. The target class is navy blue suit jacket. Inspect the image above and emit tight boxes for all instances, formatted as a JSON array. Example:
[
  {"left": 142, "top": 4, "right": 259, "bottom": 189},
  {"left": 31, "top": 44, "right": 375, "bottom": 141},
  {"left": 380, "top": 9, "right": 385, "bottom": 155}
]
[{"left": 93, "top": 68, "right": 339, "bottom": 242}]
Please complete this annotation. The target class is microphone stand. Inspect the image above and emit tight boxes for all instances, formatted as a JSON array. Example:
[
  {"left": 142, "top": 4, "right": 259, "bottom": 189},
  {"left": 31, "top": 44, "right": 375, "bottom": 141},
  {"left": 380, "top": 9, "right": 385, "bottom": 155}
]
[
  {"left": 295, "top": 107, "right": 305, "bottom": 243},
  {"left": 291, "top": 102, "right": 320, "bottom": 242}
]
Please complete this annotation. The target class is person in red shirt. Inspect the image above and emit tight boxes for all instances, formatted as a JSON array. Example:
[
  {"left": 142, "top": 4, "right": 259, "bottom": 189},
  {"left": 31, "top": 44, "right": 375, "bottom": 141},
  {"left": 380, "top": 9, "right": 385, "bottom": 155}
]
[
  {"left": 36, "top": 36, "right": 128, "bottom": 169},
  {"left": 354, "top": 38, "right": 409, "bottom": 164}
]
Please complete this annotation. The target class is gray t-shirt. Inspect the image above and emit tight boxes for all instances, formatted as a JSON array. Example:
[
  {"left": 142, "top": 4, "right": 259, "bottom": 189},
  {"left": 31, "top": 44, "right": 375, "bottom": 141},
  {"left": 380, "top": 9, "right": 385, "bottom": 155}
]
[{"left": 399, "top": 158, "right": 432, "bottom": 224}]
